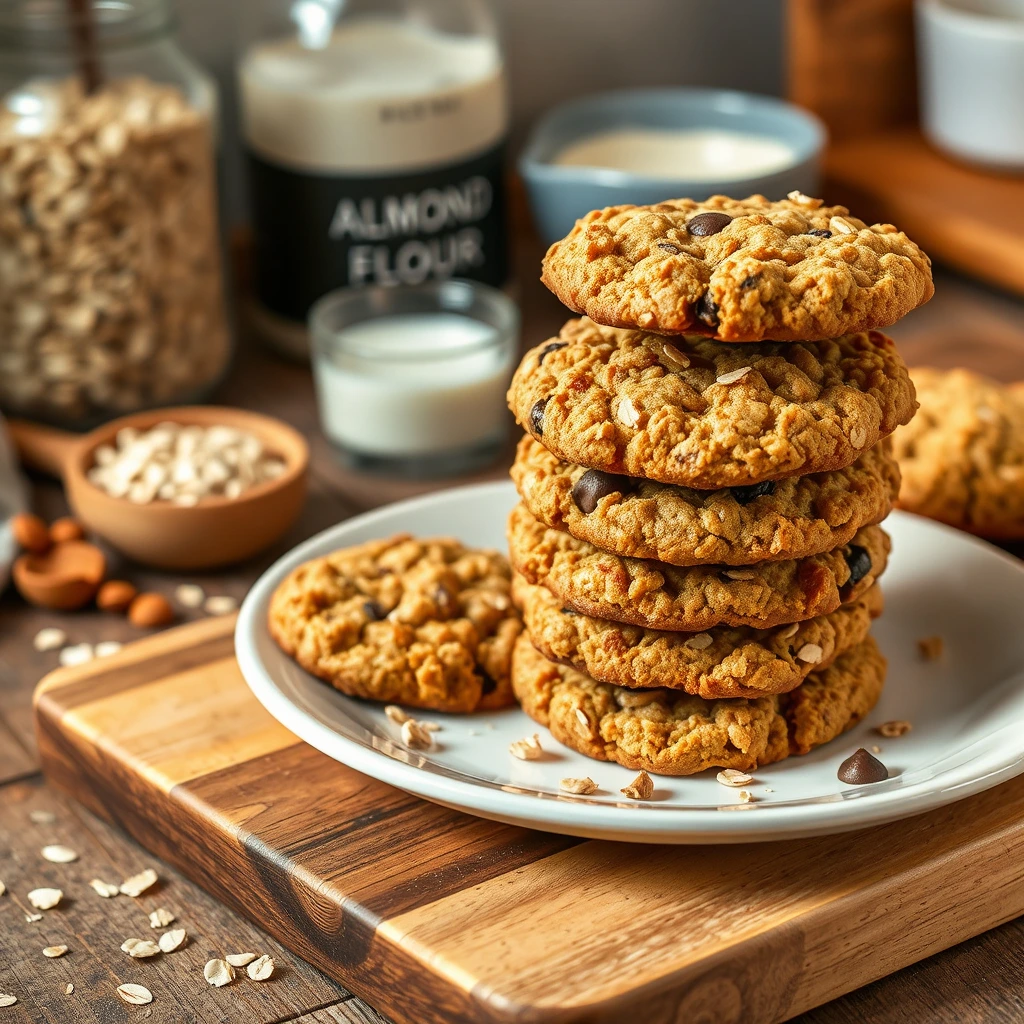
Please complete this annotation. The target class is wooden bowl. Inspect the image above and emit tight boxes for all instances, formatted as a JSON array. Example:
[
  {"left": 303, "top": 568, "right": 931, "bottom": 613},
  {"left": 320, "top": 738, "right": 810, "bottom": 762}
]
[
  {"left": 13, "top": 540, "right": 106, "bottom": 610},
  {"left": 9, "top": 407, "right": 309, "bottom": 571}
]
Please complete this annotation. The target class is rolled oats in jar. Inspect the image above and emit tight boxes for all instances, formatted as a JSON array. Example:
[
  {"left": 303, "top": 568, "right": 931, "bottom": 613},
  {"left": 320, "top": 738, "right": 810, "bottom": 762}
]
[{"left": 0, "top": 0, "right": 230, "bottom": 425}]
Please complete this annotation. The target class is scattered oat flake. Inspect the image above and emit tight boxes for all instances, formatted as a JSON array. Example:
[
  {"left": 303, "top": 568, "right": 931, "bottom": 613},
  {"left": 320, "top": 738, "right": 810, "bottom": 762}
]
[
  {"left": 90, "top": 878, "right": 120, "bottom": 898},
  {"left": 763, "top": 787, "right": 774, "bottom": 794},
  {"left": 29, "top": 810, "right": 56, "bottom": 825},
  {"left": 574, "top": 708, "right": 589, "bottom": 729},
  {"left": 871, "top": 745, "right": 883, "bottom": 754},
  {"left": 917, "top": 636, "right": 944, "bottom": 661},
  {"left": 850, "top": 425, "right": 868, "bottom": 448},
  {"left": 716, "top": 366, "right": 753, "bottom": 385},
  {"left": 560, "top": 777, "right": 599, "bottom": 795},
  {"left": 877, "top": 720, "right": 912, "bottom": 738},
  {"left": 65, "top": 984, "right": 74, "bottom": 995},
  {"left": 148, "top": 908, "right": 175, "bottom": 928},
  {"left": 28, "top": 887, "right": 62, "bottom": 910},
  {"left": 25, "top": 913, "right": 42, "bottom": 923},
  {"left": 660, "top": 343, "right": 690, "bottom": 370},
  {"left": 119, "top": 868, "right": 158, "bottom": 897},
  {"left": 59, "top": 643, "right": 94, "bottom": 667},
  {"left": 158, "top": 929, "right": 187, "bottom": 953},
  {"left": 174, "top": 583, "right": 205, "bottom": 608},
  {"left": 621, "top": 770, "right": 654, "bottom": 800},
  {"left": 738, "top": 790, "right": 754, "bottom": 803},
  {"left": 796, "top": 643, "right": 823, "bottom": 664},
  {"left": 95, "top": 640, "right": 123, "bottom": 658},
  {"left": 617, "top": 396, "right": 640, "bottom": 428},
  {"left": 509, "top": 734, "right": 543, "bottom": 761},
  {"left": 0, "top": 994, "right": 16, "bottom": 1007},
  {"left": 684, "top": 633, "right": 713, "bottom": 651},
  {"left": 717, "top": 769, "right": 753, "bottom": 787},
  {"left": 830, "top": 215, "right": 856, "bottom": 234},
  {"left": 778, "top": 623, "right": 800, "bottom": 639},
  {"left": 787, "top": 190, "right": 821, "bottom": 206},
  {"left": 34, "top": 627, "right": 67, "bottom": 652},
  {"left": 117, "top": 983, "right": 153, "bottom": 1005},
  {"left": 42, "top": 844, "right": 78, "bottom": 863},
  {"left": 204, "top": 958, "right": 235, "bottom": 987},
  {"left": 247, "top": 954, "right": 275, "bottom": 981},
  {"left": 384, "top": 705, "right": 409, "bottom": 725},
  {"left": 43, "top": 945, "right": 68, "bottom": 958},
  {"left": 400, "top": 719, "right": 433, "bottom": 750},
  {"left": 204, "top": 594, "right": 238, "bottom": 616},
  {"left": 121, "top": 938, "right": 161, "bottom": 959},
  {"left": 225, "top": 952, "right": 257, "bottom": 968}
]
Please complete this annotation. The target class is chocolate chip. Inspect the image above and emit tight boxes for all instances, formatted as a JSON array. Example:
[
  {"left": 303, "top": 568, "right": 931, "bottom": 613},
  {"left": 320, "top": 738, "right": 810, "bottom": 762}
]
[
  {"left": 363, "top": 600, "right": 384, "bottom": 621},
  {"left": 844, "top": 545, "right": 872, "bottom": 587},
  {"left": 480, "top": 672, "right": 497, "bottom": 695},
  {"left": 571, "top": 469, "right": 633, "bottom": 514},
  {"left": 657, "top": 241, "right": 681, "bottom": 254},
  {"left": 837, "top": 747, "right": 888, "bottom": 784},
  {"left": 730, "top": 480, "right": 776, "bottom": 506},
  {"left": 687, "top": 211, "right": 732, "bottom": 237},
  {"left": 807, "top": 229, "right": 832, "bottom": 238},
  {"left": 529, "top": 397, "right": 549, "bottom": 437},
  {"left": 537, "top": 341, "right": 567, "bottom": 366},
  {"left": 695, "top": 292, "right": 719, "bottom": 329},
  {"left": 740, "top": 275, "right": 760, "bottom": 289}
]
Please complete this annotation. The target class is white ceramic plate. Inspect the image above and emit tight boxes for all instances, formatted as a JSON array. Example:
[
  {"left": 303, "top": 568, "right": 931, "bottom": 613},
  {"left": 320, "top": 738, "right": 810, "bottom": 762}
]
[{"left": 236, "top": 481, "right": 1024, "bottom": 844}]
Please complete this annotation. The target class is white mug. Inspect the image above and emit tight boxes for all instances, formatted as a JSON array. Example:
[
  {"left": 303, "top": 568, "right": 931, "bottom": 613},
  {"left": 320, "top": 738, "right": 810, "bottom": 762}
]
[{"left": 916, "top": 0, "right": 1024, "bottom": 170}]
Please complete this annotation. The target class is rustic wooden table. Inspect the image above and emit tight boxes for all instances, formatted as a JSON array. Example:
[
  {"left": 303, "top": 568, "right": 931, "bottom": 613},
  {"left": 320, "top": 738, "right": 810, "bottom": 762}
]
[{"left": 2, "top": 251, "right": 1023, "bottom": 1023}]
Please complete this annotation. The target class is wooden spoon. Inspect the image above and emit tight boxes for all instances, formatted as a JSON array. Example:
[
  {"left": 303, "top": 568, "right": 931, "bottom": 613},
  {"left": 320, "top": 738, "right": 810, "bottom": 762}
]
[
  {"left": 14, "top": 539, "right": 106, "bottom": 610},
  {"left": 8, "top": 407, "right": 309, "bottom": 571}
]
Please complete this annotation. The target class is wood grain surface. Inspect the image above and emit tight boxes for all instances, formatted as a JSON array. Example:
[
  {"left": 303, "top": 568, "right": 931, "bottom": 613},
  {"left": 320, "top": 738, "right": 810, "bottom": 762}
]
[
  {"left": 31, "top": 611, "right": 1024, "bottom": 1024},
  {"left": 2, "top": 260, "right": 1024, "bottom": 1023}
]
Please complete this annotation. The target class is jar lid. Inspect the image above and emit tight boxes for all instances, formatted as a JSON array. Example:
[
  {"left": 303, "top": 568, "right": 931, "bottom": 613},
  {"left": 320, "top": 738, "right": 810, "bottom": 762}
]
[{"left": 0, "top": 0, "right": 174, "bottom": 50}]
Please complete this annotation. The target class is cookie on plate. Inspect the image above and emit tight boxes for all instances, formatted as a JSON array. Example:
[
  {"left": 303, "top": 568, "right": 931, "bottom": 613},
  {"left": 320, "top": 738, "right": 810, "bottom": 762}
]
[
  {"left": 268, "top": 535, "right": 522, "bottom": 712},
  {"left": 508, "top": 503, "right": 889, "bottom": 631},
  {"left": 511, "top": 434, "right": 900, "bottom": 566},
  {"left": 892, "top": 367, "right": 1024, "bottom": 539},
  {"left": 513, "top": 572, "right": 883, "bottom": 699},
  {"left": 540, "top": 194, "right": 933, "bottom": 341},
  {"left": 511, "top": 633, "right": 886, "bottom": 776},
  {"left": 507, "top": 318, "right": 916, "bottom": 489}
]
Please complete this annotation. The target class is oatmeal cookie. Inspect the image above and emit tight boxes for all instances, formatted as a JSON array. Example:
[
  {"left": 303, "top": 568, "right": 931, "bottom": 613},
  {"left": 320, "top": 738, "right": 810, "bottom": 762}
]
[
  {"left": 508, "top": 503, "right": 888, "bottom": 631},
  {"left": 507, "top": 318, "right": 916, "bottom": 489},
  {"left": 268, "top": 535, "right": 522, "bottom": 712},
  {"left": 512, "top": 434, "right": 900, "bottom": 565},
  {"left": 513, "top": 573, "right": 883, "bottom": 698},
  {"left": 511, "top": 633, "right": 886, "bottom": 775},
  {"left": 892, "top": 367, "right": 1024, "bottom": 539},
  {"left": 540, "top": 194, "right": 933, "bottom": 341}
]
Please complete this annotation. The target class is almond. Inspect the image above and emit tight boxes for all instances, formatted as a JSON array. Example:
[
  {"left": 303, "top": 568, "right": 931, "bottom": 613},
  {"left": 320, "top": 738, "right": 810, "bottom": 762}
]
[
  {"left": 49, "top": 517, "right": 84, "bottom": 543},
  {"left": 128, "top": 592, "right": 175, "bottom": 628},
  {"left": 97, "top": 579, "right": 137, "bottom": 614},
  {"left": 11, "top": 513, "right": 50, "bottom": 554}
]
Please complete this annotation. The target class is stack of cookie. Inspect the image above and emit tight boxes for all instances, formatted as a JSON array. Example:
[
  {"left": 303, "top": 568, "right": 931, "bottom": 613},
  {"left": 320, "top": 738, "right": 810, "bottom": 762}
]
[{"left": 506, "top": 194, "right": 933, "bottom": 777}]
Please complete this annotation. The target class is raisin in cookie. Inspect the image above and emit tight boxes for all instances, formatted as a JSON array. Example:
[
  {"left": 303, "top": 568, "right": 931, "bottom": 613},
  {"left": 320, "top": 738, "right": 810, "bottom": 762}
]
[
  {"left": 269, "top": 535, "right": 522, "bottom": 712},
  {"left": 512, "top": 434, "right": 900, "bottom": 566},
  {"left": 511, "top": 633, "right": 886, "bottom": 775},
  {"left": 507, "top": 318, "right": 916, "bottom": 489},
  {"left": 514, "top": 572, "right": 883, "bottom": 699},
  {"left": 508, "top": 503, "right": 888, "bottom": 631},
  {"left": 541, "top": 194, "right": 933, "bottom": 341},
  {"left": 892, "top": 367, "right": 1024, "bottom": 539}
]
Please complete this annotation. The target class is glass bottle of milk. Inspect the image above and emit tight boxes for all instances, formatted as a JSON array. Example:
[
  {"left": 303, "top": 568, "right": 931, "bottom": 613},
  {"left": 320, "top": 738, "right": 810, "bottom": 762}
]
[{"left": 239, "top": 0, "right": 509, "bottom": 358}]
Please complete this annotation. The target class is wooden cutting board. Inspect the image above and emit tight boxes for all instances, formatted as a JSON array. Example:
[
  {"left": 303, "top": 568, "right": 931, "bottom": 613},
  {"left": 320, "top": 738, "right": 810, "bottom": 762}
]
[{"left": 33, "top": 615, "right": 1024, "bottom": 1024}]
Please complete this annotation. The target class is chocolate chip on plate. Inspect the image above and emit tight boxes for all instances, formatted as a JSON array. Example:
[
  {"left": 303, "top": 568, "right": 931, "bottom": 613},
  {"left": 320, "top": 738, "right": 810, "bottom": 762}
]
[
  {"left": 807, "top": 229, "right": 832, "bottom": 238},
  {"left": 695, "top": 292, "right": 719, "bottom": 329},
  {"left": 837, "top": 747, "right": 889, "bottom": 784},
  {"left": 571, "top": 469, "right": 633, "bottom": 514},
  {"left": 730, "top": 480, "right": 776, "bottom": 506},
  {"left": 844, "top": 545, "right": 872, "bottom": 587},
  {"left": 687, "top": 212, "right": 732, "bottom": 237},
  {"left": 529, "top": 397, "right": 550, "bottom": 436},
  {"left": 537, "top": 341, "right": 567, "bottom": 366}
]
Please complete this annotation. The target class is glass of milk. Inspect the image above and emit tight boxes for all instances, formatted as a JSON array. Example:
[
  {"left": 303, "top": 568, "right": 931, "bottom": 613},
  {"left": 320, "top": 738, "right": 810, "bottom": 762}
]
[{"left": 309, "top": 280, "right": 519, "bottom": 477}]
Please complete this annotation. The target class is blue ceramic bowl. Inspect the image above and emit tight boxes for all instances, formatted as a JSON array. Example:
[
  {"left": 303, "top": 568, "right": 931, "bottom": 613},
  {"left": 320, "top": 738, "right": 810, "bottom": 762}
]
[{"left": 519, "top": 88, "right": 826, "bottom": 244}]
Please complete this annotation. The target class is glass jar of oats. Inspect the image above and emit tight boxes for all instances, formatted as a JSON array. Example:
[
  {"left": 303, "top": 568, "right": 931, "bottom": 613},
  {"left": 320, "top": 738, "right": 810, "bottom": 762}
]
[{"left": 0, "top": 0, "right": 230, "bottom": 426}]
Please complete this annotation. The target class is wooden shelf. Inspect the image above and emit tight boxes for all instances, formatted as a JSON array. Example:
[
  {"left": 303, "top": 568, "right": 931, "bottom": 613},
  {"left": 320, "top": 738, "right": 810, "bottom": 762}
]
[{"left": 826, "top": 129, "right": 1024, "bottom": 296}]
